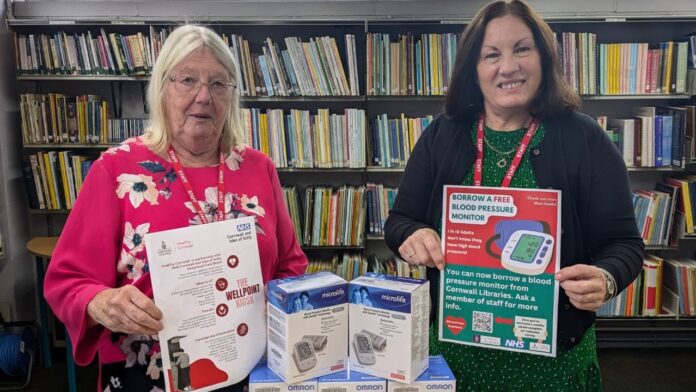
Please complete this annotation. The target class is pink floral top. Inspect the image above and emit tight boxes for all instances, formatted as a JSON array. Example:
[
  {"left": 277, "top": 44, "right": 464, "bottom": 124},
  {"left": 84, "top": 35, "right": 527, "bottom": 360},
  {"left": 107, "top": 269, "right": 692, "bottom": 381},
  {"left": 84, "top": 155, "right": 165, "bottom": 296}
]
[{"left": 44, "top": 137, "right": 308, "bottom": 391}]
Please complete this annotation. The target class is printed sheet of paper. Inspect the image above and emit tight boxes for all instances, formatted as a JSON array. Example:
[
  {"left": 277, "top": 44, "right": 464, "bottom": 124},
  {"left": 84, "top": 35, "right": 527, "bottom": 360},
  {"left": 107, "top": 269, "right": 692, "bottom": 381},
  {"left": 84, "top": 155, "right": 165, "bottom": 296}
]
[
  {"left": 439, "top": 185, "right": 561, "bottom": 357},
  {"left": 147, "top": 216, "right": 265, "bottom": 391}
]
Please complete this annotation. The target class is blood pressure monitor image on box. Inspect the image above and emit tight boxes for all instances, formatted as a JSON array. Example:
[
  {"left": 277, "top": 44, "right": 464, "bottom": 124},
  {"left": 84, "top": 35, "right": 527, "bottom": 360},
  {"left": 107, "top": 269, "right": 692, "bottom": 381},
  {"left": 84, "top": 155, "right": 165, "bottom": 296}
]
[
  {"left": 293, "top": 339, "right": 317, "bottom": 372},
  {"left": 485, "top": 220, "right": 554, "bottom": 276},
  {"left": 301, "top": 335, "right": 328, "bottom": 352},
  {"left": 360, "top": 329, "right": 386, "bottom": 351},
  {"left": 352, "top": 332, "right": 376, "bottom": 365}
]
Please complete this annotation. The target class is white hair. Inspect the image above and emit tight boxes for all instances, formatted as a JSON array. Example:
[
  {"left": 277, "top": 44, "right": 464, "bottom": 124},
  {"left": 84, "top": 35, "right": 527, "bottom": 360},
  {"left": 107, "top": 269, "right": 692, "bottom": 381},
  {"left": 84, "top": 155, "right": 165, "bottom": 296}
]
[{"left": 142, "top": 24, "right": 244, "bottom": 155}]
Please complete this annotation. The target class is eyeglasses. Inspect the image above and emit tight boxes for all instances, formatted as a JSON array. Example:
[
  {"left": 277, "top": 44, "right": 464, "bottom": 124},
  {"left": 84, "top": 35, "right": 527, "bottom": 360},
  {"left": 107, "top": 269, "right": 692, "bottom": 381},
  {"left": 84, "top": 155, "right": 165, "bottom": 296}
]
[
  {"left": 168, "top": 75, "right": 237, "bottom": 98},
  {"left": 479, "top": 45, "right": 537, "bottom": 64}
]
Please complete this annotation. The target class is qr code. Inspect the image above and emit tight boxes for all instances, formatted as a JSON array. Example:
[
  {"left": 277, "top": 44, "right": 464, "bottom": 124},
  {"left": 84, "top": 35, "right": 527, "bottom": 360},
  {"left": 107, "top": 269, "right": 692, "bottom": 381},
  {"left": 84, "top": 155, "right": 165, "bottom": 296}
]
[{"left": 472, "top": 311, "right": 493, "bottom": 333}]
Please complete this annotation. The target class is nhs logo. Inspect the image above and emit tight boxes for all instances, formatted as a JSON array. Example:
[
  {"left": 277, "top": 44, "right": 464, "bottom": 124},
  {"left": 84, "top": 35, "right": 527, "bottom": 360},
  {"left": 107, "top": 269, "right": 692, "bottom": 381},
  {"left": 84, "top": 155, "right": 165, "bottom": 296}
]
[
  {"left": 504, "top": 339, "right": 525, "bottom": 349},
  {"left": 237, "top": 222, "right": 252, "bottom": 231}
]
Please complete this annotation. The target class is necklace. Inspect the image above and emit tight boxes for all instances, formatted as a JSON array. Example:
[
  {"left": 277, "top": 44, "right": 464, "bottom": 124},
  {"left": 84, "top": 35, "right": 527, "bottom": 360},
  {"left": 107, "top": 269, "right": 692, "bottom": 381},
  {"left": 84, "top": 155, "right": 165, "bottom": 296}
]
[{"left": 483, "top": 136, "right": 519, "bottom": 168}]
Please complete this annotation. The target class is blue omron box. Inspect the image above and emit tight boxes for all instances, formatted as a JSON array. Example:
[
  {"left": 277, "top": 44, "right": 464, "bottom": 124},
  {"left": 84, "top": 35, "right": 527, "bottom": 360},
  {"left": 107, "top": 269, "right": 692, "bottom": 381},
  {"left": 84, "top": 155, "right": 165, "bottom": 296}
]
[
  {"left": 249, "top": 360, "right": 317, "bottom": 392},
  {"left": 318, "top": 369, "right": 386, "bottom": 392},
  {"left": 386, "top": 355, "right": 456, "bottom": 392}
]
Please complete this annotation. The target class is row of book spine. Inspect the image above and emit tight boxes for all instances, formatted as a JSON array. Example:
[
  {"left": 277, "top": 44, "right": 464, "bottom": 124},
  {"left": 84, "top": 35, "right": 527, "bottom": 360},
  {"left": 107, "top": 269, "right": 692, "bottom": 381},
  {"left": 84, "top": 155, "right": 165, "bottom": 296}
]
[
  {"left": 283, "top": 185, "right": 366, "bottom": 247},
  {"left": 597, "top": 255, "right": 696, "bottom": 317},
  {"left": 24, "top": 151, "right": 93, "bottom": 210},
  {"left": 597, "top": 105, "right": 696, "bottom": 168},
  {"left": 556, "top": 32, "right": 692, "bottom": 95},
  {"left": 370, "top": 114, "right": 432, "bottom": 168},
  {"left": 242, "top": 110, "right": 432, "bottom": 169},
  {"left": 306, "top": 253, "right": 425, "bottom": 280},
  {"left": 632, "top": 183, "right": 679, "bottom": 247},
  {"left": 14, "top": 27, "right": 170, "bottom": 76},
  {"left": 307, "top": 253, "right": 368, "bottom": 282},
  {"left": 240, "top": 108, "right": 366, "bottom": 169},
  {"left": 285, "top": 182, "right": 397, "bottom": 241},
  {"left": 13, "top": 29, "right": 360, "bottom": 97},
  {"left": 366, "top": 183, "right": 397, "bottom": 236},
  {"left": 19, "top": 92, "right": 146, "bottom": 145},
  {"left": 15, "top": 29, "right": 696, "bottom": 98},
  {"left": 659, "top": 176, "right": 696, "bottom": 235},
  {"left": 224, "top": 34, "right": 359, "bottom": 97},
  {"left": 367, "top": 32, "right": 458, "bottom": 96},
  {"left": 370, "top": 255, "right": 427, "bottom": 279}
]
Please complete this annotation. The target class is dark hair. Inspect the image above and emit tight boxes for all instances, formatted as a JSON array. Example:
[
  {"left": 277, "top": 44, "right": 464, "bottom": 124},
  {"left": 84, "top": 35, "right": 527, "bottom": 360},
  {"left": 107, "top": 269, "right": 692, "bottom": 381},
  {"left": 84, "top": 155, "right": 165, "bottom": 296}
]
[
  {"left": 359, "top": 287, "right": 369, "bottom": 295},
  {"left": 445, "top": 0, "right": 580, "bottom": 122},
  {"left": 300, "top": 291, "right": 309, "bottom": 300}
]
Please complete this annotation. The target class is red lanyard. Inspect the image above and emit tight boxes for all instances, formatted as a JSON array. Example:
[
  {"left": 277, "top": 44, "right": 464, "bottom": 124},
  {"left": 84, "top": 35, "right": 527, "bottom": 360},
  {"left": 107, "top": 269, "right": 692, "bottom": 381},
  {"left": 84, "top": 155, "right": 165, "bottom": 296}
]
[
  {"left": 474, "top": 112, "right": 540, "bottom": 187},
  {"left": 168, "top": 146, "right": 226, "bottom": 224}
]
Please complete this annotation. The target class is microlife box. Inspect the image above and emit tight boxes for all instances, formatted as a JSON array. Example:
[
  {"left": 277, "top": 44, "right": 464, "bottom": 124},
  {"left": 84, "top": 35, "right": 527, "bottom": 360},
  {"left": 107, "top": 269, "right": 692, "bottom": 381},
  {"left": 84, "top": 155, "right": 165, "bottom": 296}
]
[
  {"left": 318, "top": 369, "right": 387, "bottom": 392},
  {"left": 348, "top": 273, "right": 430, "bottom": 383},
  {"left": 387, "top": 355, "right": 456, "bottom": 392},
  {"left": 249, "top": 360, "right": 318, "bottom": 392},
  {"left": 267, "top": 272, "right": 348, "bottom": 383}
]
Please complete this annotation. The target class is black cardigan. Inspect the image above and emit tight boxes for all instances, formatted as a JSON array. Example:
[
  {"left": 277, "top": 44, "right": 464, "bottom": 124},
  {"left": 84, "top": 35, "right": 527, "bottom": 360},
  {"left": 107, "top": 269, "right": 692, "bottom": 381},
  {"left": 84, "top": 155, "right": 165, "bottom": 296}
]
[{"left": 384, "top": 111, "right": 644, "bottom": 349}]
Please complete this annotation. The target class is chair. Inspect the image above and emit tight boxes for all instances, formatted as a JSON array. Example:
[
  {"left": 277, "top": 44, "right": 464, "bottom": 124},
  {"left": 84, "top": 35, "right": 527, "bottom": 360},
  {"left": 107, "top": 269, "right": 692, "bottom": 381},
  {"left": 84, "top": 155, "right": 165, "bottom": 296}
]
[{"left": 27, "top": 236, "right": 76, "bottom": 392}]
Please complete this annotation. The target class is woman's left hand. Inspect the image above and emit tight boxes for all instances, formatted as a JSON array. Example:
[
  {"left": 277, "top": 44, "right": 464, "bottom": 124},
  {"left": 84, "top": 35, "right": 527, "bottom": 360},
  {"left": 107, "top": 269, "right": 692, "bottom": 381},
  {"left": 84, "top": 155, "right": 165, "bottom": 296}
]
[{"left": 555, "top": 264, "right": 607, "bottom": 311}]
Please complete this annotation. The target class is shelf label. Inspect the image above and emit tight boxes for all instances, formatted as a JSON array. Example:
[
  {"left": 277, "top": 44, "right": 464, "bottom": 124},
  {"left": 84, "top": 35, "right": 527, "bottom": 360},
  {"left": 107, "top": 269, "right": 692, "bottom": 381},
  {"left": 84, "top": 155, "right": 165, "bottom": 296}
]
[
  {"left": 605, "top": 17, "right": 627, "bottom": 22},
  {"left": 48, "top": 20, "right": 75, "bottom": 25}
]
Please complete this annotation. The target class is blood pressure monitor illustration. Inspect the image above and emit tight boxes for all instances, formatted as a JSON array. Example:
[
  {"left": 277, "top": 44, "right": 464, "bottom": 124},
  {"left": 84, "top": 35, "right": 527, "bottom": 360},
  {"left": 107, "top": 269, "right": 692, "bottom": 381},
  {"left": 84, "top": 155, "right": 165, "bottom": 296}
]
[
  {"left": 485, "top": 220, "right": 554, "bottom": 276},
  {"left": 293, "top": 338, "right": 318, "bottom": 372},
  {"left": 301, "top": 335, "right": 328, "bottom": 352},
  {"left": 360, "top": 329, "right": 386, "bottom": 351},
  {"left": 352, "top": 332, "right": 376, "bottom": 365}
]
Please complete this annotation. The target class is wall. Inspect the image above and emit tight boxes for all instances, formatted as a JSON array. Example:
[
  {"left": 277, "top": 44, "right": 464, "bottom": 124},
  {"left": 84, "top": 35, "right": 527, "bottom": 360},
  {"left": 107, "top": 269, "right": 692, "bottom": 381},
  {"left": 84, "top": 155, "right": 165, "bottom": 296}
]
[{"left": 0, "top": 0, "right": 34, "bottom": 322}]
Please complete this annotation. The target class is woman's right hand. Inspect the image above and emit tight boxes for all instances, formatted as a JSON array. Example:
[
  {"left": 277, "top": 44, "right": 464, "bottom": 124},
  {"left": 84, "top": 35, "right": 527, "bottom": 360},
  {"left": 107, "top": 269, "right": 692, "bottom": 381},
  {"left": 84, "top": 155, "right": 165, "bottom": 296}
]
[
  {"left": 87, "top": 285, "right": 164, "bottom": 335},
  {"left": 398, "top": 228, "right": 445, "bottom": 270}
]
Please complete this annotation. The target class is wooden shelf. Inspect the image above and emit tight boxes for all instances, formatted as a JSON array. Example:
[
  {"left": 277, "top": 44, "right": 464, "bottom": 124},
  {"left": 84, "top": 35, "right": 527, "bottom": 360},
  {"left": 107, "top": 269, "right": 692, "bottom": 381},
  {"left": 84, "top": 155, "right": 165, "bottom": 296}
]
[
  {"left": 29, "top": 209, "right": 70, "bottom": 214},
  {"left": 24, "top": 143, "right": 118, "bottom": 149},
  {"left": 367, "top": 95, "right": 446, "bottom": 101},
  {"left": 242, "top": 96, "right": 365, "bottom": 102},
  {"left": 596, "top": 316, "right": 696, "bottom": 348},
  {"left": 645, "top": 245, "right": 678, "bottom": 250},
  {"left": 626, "top": 166, "right": 684, "bottom": 172},
  {"left": 582, "top": 94, "right": 691, "bottom": 100},
  {"left": 277, "top": 167, "right": 365, "bottom": 173},
  {"left": 366, "top": 235, "right": 385, "bottom": 240},
  {"left": 18, "top": 75, "right": 148, "bottom": 81},
  {"left": 366, "top": 167, "right": 405, "bottom": 173},
  {"left": 301, "top": 245, "right": 364, "bottom": 250}
]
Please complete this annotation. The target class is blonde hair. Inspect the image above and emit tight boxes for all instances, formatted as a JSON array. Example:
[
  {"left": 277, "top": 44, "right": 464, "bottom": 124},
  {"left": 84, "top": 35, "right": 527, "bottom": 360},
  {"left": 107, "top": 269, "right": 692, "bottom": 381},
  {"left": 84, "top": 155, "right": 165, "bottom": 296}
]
[{"left": 143, "top": 24, "right": 244, "bottom": 155}]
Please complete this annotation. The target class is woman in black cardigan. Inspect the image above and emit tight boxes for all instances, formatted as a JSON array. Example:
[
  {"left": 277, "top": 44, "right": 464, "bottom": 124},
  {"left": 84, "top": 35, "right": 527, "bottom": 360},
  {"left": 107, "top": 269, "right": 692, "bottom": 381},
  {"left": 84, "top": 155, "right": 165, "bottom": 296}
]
[{"left": 384, "top": 1, "right": 643, "bottom": 390}]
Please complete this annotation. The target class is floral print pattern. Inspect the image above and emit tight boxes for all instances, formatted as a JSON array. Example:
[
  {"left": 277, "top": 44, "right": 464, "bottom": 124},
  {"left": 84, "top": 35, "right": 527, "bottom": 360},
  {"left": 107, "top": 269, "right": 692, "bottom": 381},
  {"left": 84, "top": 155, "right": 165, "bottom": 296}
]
[
  {"left": 146, "top": 352, "right": 162, "bottom": 380},
  {"left": 240, "top": 195, "right": 265, "bottom": 217},
  {"left": 117, "top": 249, "right": 147, "bottom": 282},
  {"left": 124, "top": 222, "right": 150, "bottom": 253},
  {"left": 226, "top": 149, "right": 244, "bottom": 171},
  {"left": 184, "top": 187, "right": 266, "bottom": 234},
  {"left": 104, "top": 143, "right": 131, "bottom": 156},
  {"left": 116, "top": 174, "right": 159, "bottom": 208},
  {"left": 119, "top": 334, "right": 156, "bottom": 368}
]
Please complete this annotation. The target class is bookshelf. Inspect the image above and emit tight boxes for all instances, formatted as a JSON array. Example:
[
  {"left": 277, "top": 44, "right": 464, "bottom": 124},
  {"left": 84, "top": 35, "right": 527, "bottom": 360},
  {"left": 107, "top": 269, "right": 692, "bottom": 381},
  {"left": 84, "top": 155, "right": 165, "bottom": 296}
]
[{"left": 7, "top": 1, "right": 696, "bottom": 348}]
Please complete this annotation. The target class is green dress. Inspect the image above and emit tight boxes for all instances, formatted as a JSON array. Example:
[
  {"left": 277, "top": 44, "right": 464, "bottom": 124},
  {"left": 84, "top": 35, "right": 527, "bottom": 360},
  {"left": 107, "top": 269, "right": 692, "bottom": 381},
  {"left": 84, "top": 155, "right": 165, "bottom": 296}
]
[{"left": 429, "top": 123, "right": 603, "bottom": 392}]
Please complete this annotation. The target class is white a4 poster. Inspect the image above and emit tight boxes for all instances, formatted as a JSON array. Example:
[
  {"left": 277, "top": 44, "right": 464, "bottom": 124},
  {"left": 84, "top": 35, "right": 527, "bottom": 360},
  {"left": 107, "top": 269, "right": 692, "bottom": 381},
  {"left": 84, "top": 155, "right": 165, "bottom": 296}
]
[{"left": 146, "top": 216, "right": 265, "bottom": 392}]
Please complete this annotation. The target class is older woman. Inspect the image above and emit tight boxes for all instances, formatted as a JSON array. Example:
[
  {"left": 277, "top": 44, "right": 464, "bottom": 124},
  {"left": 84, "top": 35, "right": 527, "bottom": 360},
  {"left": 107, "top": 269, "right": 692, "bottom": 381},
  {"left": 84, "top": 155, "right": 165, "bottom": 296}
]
[
  {"left": 384, "top": 1, "right": 643, "bottom": 390},
  {"left": 44, "top": 25, "right": 307, "bottom": 391}
]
